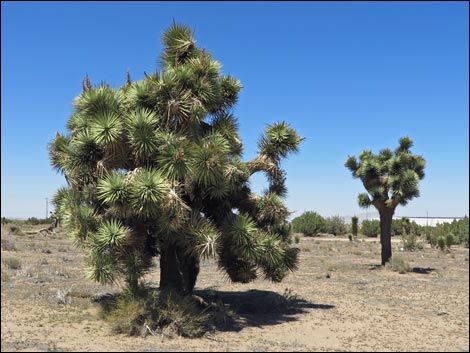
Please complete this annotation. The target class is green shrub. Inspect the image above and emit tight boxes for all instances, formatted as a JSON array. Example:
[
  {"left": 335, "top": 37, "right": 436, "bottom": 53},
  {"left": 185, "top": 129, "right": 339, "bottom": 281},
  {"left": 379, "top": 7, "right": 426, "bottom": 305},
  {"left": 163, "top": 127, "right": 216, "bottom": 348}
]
[
  {"left": 401, "top": 233, "right": 424, "bottom": 251},
  {"left": 390, "top": 218, "right": 423, "bottom": 237},
  {"left": 427, "top": 217, "right": 469, "bottom": 247},
  {"left": 388, "top": 255, "right": 411, "bottom": 274},
  {"left": 2, "top": 257, "right": 22, "bottom": 269},
  {"left": 456, "top": 217, "right": 469, "bottom": 247},
  {"left": 426, "top": 232, "right": 438, "bottom": 248},
  {"left": 445, "top": 233, "right": 454, "bottom": 249},
  {"left": 324, "top": 215, "right": 347, "bottom": 236},
  {"left": 291, "top": 211, "right": 325, "bottom": 236},
  {"left": 361, "top": 220, "right": 380, "bottom": 237},
  {"left": 437, "top": 236, "right": 446, "bottom": 251},
  {"left": 293, "top": 234, "right": 301, "bottom": 244},
  {"left": 391, "top": 219, "right": 403, "bottom": 236},
  {"left": 459, "top": 231, "right": 469, "bottom": 248}
]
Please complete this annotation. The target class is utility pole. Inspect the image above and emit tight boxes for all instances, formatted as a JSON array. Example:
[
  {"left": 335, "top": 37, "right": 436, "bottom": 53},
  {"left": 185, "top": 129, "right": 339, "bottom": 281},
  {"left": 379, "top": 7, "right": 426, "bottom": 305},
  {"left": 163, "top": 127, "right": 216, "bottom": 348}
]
[
  {"left": 426, "top": 210, "right": 428, "bottom": 227},
  {"left": 45, "top": 198, "right": 49, "bottom": 220}
]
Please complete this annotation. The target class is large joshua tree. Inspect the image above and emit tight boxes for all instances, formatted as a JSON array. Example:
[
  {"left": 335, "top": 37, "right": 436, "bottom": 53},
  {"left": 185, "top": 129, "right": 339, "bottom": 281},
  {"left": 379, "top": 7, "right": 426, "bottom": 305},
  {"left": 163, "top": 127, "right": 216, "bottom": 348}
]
[
  {"left": 345, "top": 137, "right": 425, "bottom": 265},
  {"left": 49, "top": 23, "right": 303, "bottom": 296}
]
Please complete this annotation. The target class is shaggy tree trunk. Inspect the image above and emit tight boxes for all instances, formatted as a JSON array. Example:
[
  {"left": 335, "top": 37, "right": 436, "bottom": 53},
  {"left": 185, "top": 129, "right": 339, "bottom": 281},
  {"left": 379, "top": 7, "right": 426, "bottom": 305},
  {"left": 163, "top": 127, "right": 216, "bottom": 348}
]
[
  {"left": 176, "top": 245, "right": 200, "bottom": 294},
  {"left": 379, "top": 208, "right": 394, "bottom": 265},
  {"left": 159, "top": 241, "right": 200, "bottom": 295}
]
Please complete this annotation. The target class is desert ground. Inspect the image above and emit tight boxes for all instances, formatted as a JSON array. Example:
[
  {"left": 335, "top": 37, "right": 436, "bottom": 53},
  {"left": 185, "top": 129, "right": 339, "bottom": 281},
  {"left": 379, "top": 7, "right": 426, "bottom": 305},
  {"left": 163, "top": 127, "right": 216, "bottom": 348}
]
[{"left": 1, "top": 225, "right": 468, "bottom": 352}]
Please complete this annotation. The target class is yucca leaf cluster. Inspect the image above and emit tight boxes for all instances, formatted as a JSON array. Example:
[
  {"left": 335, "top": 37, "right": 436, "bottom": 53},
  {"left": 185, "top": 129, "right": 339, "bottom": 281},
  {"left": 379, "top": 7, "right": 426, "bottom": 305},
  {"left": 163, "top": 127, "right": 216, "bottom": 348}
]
[
  {"left": 49, "top": 23, "right": 303, "bottom": 294},
  {"left": 345, "top": 137, "right": 425, "bottom": 210}
]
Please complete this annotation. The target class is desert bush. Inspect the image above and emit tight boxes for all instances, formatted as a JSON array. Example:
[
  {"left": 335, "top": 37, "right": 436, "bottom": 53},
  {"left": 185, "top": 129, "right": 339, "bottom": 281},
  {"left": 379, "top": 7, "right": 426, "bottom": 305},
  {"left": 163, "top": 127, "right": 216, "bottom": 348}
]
[
  {"left": 437, "top": 236, "right": 446, "bottom": 251},
  {"left": 391, "top": 219, "right": 403, "bottom": 236},
  {"left": 1, "top": 238, "right": 17, "bottom": 251},
  {"left": 391, "top": 218, "right": 422, "bottom": 237},
  {"left": 401, "top": 232, "right": 424, "bottom": 251},
  {"left": 410, "top": 221, "right": 423, "bottom": 236},
  {"left": 107, "top": 296, "right": 147, "bottom": 335},
  {"left": 3, "top": 257, "right": 22, "bottom": 269},
  {"left": 156, "top": 290, "right": 208, "bottom": 337},
  {"left": 208, "top": 298, "right": 236, "bottom": 329},
  {"left": 427, "top": 217, "right": 469, "bottom": 248},
  {"left": 445, "top": 233, "right": 454, "bottom": 249},
  {"left": 426, "top": 232, "right": 438, "bottom": 248},
  {"left": 8, "top": 225, "right": 23, "bottom": 236},
  {"left": 388, "top": 255, "right": 411, "bottom": 274},
  {"left": 103, "top": 289, "right": 208, "bottom": 337},
  {"left": 1, "top": 217, "right": 11, "bottom": 225},
  {"left": 458, "top": 231, "right": 469, "bottom": 248},
  {"left": 361, "top": 220, "right": 380, "bottom": 237},
  {"left": 456, "top": 217, "right": 469, "bottom": 247},
  {"left": 324, "top": 215, "right": 347, "bottom": 236},
  {"left": 291, "top": 211, "right": 325, "bottom": 236},
  {"left": 293, "top": 234, "right": 301, "bottom": 244}
]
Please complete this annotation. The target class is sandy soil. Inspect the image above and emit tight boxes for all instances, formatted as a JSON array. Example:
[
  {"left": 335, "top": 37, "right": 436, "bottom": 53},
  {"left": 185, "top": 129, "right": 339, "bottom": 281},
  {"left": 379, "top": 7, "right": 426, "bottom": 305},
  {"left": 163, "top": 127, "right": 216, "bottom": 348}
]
[{"left": 1, "top": 226, "right": 469, "bottom": 352}]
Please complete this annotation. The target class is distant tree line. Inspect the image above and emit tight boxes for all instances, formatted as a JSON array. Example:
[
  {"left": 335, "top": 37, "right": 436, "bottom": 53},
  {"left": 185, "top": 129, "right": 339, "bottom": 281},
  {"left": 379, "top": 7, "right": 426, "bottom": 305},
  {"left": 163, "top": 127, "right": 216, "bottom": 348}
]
[
  {"left": 424, "top": 216, "right": 469, "bottom": 248},
  {"left": 290, "top": 212, "right": 469, "bottom": 248},
  {"left": 1, "top": 216, "right": 53, "bottom": 226}
]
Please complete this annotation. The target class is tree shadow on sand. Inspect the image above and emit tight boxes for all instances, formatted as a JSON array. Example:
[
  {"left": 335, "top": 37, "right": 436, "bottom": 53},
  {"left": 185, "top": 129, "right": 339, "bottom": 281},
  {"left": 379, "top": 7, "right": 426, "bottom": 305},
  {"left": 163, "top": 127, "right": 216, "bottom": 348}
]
[
  {"left": 367, "top": 264, "right": 436, "bottom": 275},
  {"left": 410, "top": 267, "right": 435, "bottom": 274},
  {"left": 91, "top": 287, "right": 334, "bottom": 335},
  {"left": 194, "top": 288, "right": 334, "bottom": 332}
]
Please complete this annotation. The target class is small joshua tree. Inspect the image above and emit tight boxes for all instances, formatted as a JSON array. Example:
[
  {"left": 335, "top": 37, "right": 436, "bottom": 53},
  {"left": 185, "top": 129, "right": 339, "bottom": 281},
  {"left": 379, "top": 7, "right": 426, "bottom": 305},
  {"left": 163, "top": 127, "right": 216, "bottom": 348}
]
[
  {"left": 49, "top": 23, "right": 303, "bottom": 296},
  {"left": 345, "top": 137, "right": 425, "bottom": 265},
  {"left": 351, "top": 216, "right": 358, "bottom": 238}
]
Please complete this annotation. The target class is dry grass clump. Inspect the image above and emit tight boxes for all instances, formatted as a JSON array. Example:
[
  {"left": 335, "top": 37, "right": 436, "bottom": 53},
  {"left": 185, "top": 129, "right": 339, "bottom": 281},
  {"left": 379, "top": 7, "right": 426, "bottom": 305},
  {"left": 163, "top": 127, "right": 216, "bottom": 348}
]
[
  {"left": 7, "top": 225, "right": 24, "bottom": 236},
  {"left": 100, "top": 288, "right": 209, "bottom": 338},
  {"left": 2, "top": 257, "right": 22, "bottom": 270},
  {"left": 1, "top": 238, "right": 17, "bottom": 251},
  {"left": 388, "top": 254, "right": 411, "bottom": 274}
]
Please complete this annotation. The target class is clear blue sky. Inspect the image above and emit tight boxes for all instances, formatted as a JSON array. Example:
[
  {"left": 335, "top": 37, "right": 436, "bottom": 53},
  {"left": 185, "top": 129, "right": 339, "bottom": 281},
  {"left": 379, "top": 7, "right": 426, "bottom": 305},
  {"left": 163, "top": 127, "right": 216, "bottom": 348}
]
[{"left": 2, "top": 1, "right": 469, "bottom": 219}]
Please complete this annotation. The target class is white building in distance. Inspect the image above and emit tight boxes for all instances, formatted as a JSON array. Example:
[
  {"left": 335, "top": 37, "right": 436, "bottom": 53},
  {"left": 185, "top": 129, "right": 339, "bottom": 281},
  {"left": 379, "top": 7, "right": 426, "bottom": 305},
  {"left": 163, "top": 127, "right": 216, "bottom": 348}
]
[{"left": 370, "top": 216, "right": 466, "bottom": 227}]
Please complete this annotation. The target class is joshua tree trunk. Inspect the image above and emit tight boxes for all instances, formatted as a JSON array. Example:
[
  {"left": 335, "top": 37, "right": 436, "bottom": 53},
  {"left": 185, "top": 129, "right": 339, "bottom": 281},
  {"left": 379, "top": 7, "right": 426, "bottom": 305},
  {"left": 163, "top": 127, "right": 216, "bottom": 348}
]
[
  {"left": 379, "top": 208, "right": 394, "bottom": 265},
  {"left": 159, "top": 241, "right": 200, "bottom": 295}
]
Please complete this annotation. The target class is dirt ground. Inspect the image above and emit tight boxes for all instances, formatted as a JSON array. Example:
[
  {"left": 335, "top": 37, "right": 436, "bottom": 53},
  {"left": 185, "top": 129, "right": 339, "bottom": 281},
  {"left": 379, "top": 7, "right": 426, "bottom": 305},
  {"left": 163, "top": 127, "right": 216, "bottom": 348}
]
[{"left": 1, "top": 225, "right": 469, "bottom": 352}]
